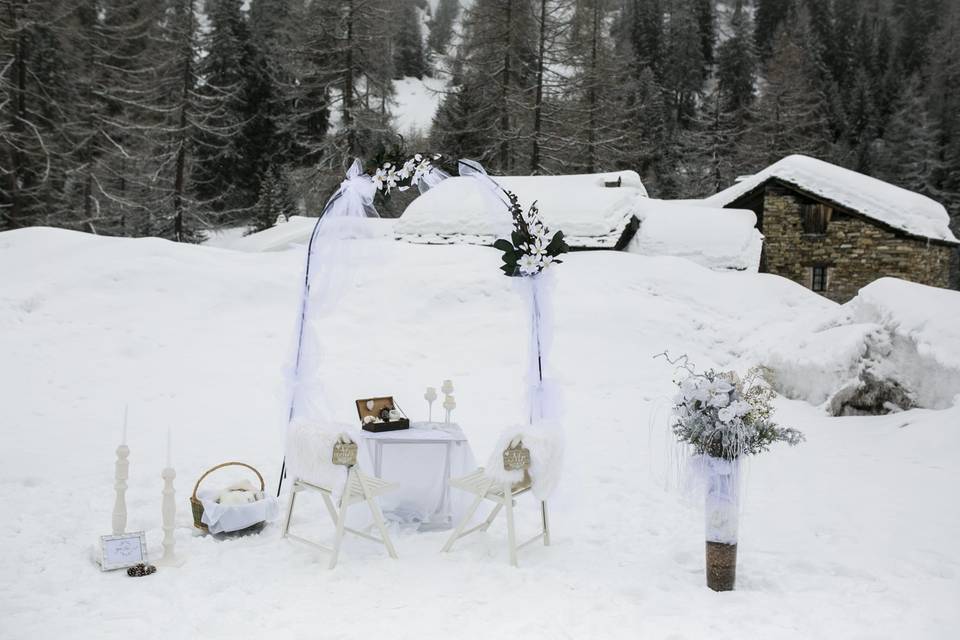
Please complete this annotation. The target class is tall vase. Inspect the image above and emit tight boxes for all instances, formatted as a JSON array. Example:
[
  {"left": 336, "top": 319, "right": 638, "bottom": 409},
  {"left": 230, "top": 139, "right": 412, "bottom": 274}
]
[{"left": 704, "top": 455, "right": 740, "bottom": 591}]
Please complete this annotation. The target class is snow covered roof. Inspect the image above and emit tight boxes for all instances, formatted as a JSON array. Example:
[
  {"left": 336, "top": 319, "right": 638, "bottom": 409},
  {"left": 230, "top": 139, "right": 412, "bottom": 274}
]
[
  {"left": 395, "top": 170, "right": 647, "bottom": 249},
  {"left": 625, "top": 200, "right": 763, "bottom": 271},
  {"left": 703, "top": 155, "right": 958, "bottom": 244}
]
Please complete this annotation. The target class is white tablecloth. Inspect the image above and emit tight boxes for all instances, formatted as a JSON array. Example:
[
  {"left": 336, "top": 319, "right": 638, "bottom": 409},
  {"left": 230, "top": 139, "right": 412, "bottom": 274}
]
[{"left": 357, "top": 422, "right": 476, "bottom": 530}]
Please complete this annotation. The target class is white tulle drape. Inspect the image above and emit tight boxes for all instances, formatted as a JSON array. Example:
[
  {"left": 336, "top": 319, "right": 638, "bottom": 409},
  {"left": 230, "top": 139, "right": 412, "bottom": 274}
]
[
  {"left": 286, "top": 159, "right": 379, "bottom": 426},
  {"left": 693, "top": 455, "right": 741, "bottom": 544},
  {"left": 457, "top": 160, "right": 561, "bottom": 434},
  {"left": 415, "top": 166, "right": 451, "bottom": 193}
]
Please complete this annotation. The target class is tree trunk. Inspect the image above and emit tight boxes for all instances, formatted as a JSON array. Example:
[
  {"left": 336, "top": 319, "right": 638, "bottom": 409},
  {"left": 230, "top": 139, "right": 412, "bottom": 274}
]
[
  {"left": 586, "top": 3, "right": 600, "bottom": 173},
  {"left": 7, "top": 2, "right": 27, "bottom": 226},
  {"left": 343, "top": 0, "right": 356, "bottom": 156},
  {"left": 499, "top": 0, "right": 513, "bottom": 170},
  {"left": 173, "top": 10, "right": 194, "bottom": 243},
  {"left": 530, "top": 0, "right": 548, "bottom": 174}
]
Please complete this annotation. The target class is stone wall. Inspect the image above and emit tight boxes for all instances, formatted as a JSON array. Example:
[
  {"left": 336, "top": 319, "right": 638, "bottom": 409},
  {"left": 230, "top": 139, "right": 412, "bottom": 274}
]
[{"left": 761, "top": 186, "right": 954, "bottom": 303}]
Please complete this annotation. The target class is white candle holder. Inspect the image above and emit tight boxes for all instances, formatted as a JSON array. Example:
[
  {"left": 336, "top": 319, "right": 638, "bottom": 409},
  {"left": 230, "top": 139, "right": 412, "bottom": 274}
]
[
  {"left": 441, "top": 379, "right": 454, "bottom": 397},
  {"left": 158, "top": 466, "right": 184, "bottom": 567},
  {"left": 443, "top": 394, "right": 456, "bottom": 424},
  {"left": 424, "top": 387, "right": 437, "bottom": 422},
  {"left": 112, "top": 444, "right": 129, "bottom": 535}
]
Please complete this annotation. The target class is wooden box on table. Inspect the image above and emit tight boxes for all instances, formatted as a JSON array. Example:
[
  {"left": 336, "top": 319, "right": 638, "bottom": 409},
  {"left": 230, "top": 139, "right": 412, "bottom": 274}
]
[{"left": 356, "top": 396, "right": 410, "bottom": 433}]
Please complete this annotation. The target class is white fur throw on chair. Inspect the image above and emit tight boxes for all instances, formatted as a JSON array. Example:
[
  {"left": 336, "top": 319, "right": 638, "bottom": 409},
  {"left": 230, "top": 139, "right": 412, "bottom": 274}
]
[
  {"left": 483, "top": 424, "right": 564, "bottom": 500},
  {"left": 286, "top": 420, "right": 354, "bottom": 499}
]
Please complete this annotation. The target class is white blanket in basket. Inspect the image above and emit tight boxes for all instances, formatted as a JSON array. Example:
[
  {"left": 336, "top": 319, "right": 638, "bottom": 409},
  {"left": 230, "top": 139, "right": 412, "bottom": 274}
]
[{"left": 198, "top": 489, "right": 280, "bottom": 534}]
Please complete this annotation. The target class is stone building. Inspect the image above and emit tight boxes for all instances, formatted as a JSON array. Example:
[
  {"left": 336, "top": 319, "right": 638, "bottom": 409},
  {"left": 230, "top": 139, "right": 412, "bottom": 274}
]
[{"left": 704, "top": 155, "right": 959, "bottom": 302}]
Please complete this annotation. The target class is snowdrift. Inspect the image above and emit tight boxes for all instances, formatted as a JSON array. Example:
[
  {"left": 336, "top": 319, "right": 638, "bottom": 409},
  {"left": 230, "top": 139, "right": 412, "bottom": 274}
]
[{"left": 755, "top": 278, "right": 960, "bottom": 413}]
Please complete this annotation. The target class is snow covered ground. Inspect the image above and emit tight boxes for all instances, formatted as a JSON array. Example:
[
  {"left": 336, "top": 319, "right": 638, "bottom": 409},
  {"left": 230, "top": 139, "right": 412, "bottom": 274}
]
[
  {"left": 1, "top": 228, "right": 958, "bottom": 639},
  {"left": 392, "top": 76, "right": 448, "bottom": 138}
]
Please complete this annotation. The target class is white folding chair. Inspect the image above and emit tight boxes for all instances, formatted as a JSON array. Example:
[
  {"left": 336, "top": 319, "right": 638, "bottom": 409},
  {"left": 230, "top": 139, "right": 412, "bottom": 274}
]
[
  {"left": 441, "top": 442, "right": 550, "bottom": 567},
  {"left": 282, "top": 441, "right": 399, "bottom": 569}
]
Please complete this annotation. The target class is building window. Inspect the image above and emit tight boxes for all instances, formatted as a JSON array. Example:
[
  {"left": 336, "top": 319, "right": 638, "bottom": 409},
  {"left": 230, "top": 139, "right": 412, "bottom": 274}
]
[
  {"left": 802, "top": 203, "right": 831, "bottom": 235},
  {"left": 811, "top": 266, "right": 828, "bottom": 292}
]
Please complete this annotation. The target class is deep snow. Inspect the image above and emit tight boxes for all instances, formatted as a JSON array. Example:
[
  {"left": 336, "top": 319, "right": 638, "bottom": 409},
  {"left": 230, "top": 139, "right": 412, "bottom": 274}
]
[{"left": 1, "top": 228, "right": 958, "bottom": 639}]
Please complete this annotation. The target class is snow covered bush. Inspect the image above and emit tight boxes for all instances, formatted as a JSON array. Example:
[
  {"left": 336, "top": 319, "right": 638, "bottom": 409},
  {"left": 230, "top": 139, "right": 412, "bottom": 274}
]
[{"left": 671, "top": 366, "right": 804, "bottom": 460}]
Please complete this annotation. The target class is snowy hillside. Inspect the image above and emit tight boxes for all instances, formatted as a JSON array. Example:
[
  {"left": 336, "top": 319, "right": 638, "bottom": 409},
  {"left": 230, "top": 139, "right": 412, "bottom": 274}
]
[{"left": 1, "top": 228, "right": 959, "bottom": 638}]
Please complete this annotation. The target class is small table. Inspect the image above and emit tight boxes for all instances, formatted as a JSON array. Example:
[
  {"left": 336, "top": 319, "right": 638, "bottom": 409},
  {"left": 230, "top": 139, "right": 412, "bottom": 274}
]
[{"left": 358, "top": 423, "right": 474, "bottom": 531}]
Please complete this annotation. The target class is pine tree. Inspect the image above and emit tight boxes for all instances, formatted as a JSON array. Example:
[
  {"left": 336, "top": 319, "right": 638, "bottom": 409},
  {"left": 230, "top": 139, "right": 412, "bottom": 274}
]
[
  {"left": 741, "top": 12, "right": 832, "bottom": 171},
  {"left": 680, "top": 0, "right": 756, "bottom": 195},
  {"left": 427, "top": 0, "right": 459, "bottom": 54},
  {"left": 150, "top": 0, "right": 244, "bottom": 241},
  {"left": 394, "top": 1, "right": 427, "bottom": 79},
  {"left": 191, "top": 0, "right": 250, "bottom": 215},
  {"left": 627, "top": 66, "right": 670, "bottom": 193},
  {"left": 252, "top": 164, "right": 296, "bottom": 231},
  {"left": 64, "top": 0, "right": 169, "bottom": 235},
  {"left": 924, "top": 6, "right": 960, "bottom": 225},
  {"left": 872, "top": 75, "right": 938, "bottom": 197},
  {"left": 624, "top": 0, "right": 664, "bottom": 77},
  {"left": 563, "top": 0, "right": 637, "bottom": 173},
  {"left": 662, "top": 0, "right": 706, "bottom": 128},
  {"left": 1, "top": 0, "right": 75, "bottom": 229},
  {"left": 458, "top": 0, "right": 538, "bottom": 171},
  {"left": 529, "top": 0, "right": 570, "bottom": 174},
  {"left": 287, "top": 0, "right": 336, "bottom": 168},
  {"left": 694, "top": 0, "right": 715, "bottom": 69},
  {"left": 717, "top": 0, "right": 756, "bottom": 115},
  {"left": 753, "top": 0, "right": 790, "bottom": 55},
  {"left": 309, "top": 0, "right": 396, "bottom": 162}
]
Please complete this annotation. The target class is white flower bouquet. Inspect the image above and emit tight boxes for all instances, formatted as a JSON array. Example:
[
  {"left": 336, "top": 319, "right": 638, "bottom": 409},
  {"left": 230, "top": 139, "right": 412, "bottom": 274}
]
[
  {"left": 667, "top": 361, "right": 803, "bottom": 591},
  {"left": 672, "top": 366, "right": 803, "bottom": 460},
  {"left": 493, "top": 193, "right": 568, "bottom": 277}
]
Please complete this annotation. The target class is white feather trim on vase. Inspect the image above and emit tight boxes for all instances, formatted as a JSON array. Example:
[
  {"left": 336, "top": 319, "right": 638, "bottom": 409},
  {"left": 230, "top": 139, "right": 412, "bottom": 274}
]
[
  {"left": 483, "top": 423, "right": 564, "bottom": 500},
  {"left": 286, "top": 420, "right": 355, "bottom": 500}
]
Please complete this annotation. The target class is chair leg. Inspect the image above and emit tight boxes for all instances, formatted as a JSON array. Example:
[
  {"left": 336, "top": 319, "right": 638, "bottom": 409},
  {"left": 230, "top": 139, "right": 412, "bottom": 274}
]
[
  {"left": 504, "top": 484, "right": 518, "bottom": 567},
  {"left": 369, "top": 501, "right": 398, "bottom": 559},
  {"left": 320, "top": 491, "right": 339, "bottom": 524},
  {"left": 442, "top": 492, "right": 485, "bottom": 553},
  {"left": 282, "top": 483, "right": 298, "bottom": 537},
  {"left": 328, "top": 487, "right": 349, "bottom": 570},
  {"left": 541, "top": 501, "right": 550, "bottom": 546},
  {"left": 481, "top": 503, "right": 503, "bottom": 531}
]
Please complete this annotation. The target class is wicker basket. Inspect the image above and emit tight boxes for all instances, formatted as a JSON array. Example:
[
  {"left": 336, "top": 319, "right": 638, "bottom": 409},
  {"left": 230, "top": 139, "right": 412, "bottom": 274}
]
[{"left": 190, "top": 461, "right": 266, "bottom": 532}]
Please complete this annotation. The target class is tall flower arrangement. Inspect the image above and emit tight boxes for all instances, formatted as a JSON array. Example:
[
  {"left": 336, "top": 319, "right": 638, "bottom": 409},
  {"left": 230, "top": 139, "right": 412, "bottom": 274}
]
[
  {"left": 664, "top": 356, "right": 804, "bottom": 591},
  {"left": 672, "top": 367, "right": 803, "bottom": 460},
  {"left": 492, "top": 192, "right": 569, "bottom": 277}
]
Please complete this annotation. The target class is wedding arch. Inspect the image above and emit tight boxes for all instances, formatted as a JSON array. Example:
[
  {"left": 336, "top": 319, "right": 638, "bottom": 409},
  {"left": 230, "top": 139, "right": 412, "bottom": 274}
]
[{"left": 276, "top": 156, "right": 568, "bottom": 495}]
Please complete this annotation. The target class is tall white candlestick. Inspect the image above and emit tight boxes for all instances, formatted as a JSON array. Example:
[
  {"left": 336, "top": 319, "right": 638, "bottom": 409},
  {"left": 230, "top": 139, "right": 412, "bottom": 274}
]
[
  {"left": 112, "top": 443, "right": 129, "bottom": 535},
  {"left": 158, "top": 465, "right": 183, "bottom": 566}
]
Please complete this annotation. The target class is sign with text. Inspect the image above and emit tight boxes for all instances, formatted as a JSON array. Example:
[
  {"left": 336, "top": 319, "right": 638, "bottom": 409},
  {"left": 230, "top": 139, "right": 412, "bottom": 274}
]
[{"left": 99, "top": 532, "right": 147, "bottom": 571}]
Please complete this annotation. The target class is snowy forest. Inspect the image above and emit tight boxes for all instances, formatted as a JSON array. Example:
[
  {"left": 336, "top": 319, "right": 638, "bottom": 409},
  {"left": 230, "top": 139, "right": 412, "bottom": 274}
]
[{"left": 2, "top": 0, "right": 959, "bottom": 241}]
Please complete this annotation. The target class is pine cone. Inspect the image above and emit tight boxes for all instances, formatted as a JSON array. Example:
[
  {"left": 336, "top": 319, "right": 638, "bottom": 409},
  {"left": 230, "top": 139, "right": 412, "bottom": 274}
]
[{"left": 126, "top": 563, "right": 156, "bottom": 577}]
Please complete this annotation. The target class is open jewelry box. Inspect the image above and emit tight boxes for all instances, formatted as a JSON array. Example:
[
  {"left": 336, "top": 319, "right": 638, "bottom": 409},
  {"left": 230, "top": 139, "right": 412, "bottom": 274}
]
[{"left": 356, "top": 396, "right": 410, "bottom": 433}]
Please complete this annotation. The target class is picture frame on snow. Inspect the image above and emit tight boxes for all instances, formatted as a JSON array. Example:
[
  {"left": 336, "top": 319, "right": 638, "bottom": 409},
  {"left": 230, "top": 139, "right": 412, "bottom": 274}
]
[{"left": 99, "top": 531, "right": 148, "bottom": 571}]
